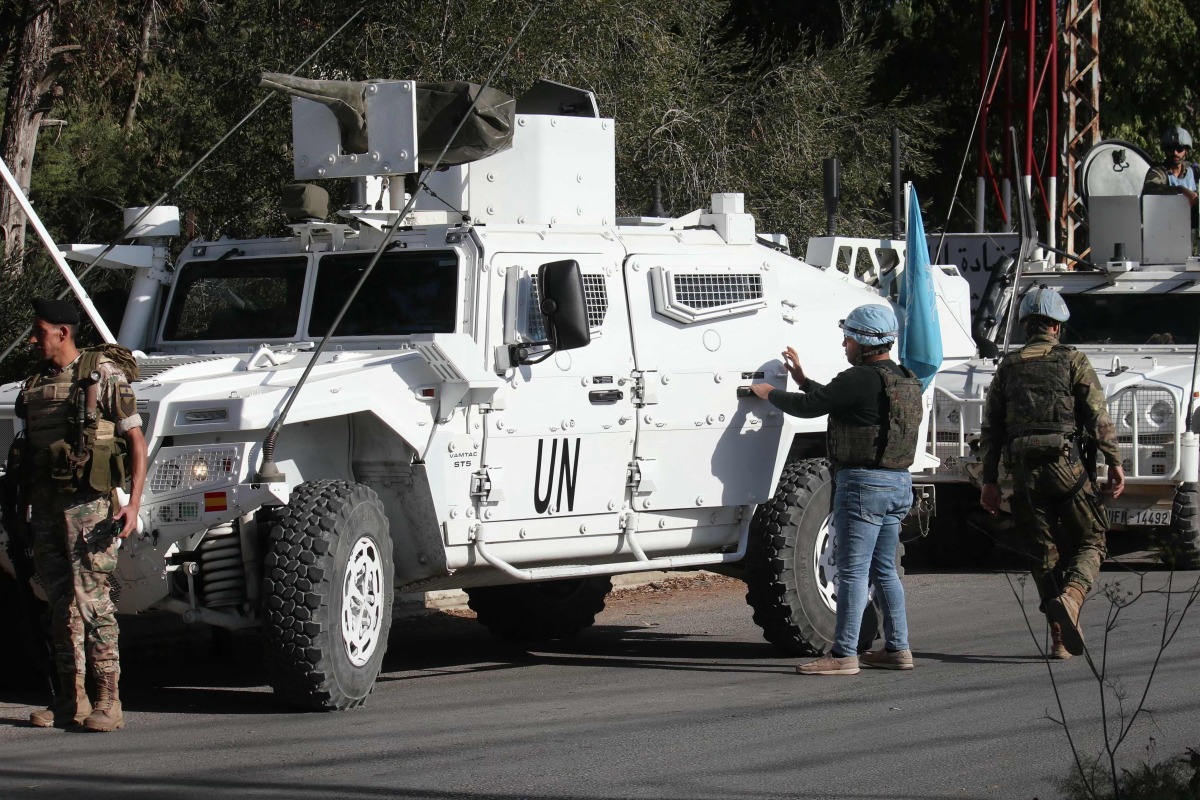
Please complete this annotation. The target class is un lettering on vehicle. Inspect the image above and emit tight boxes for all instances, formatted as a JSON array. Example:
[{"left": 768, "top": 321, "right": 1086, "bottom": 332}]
[{"left": 534, "top": 437, "right": 581, "bottom": 514}]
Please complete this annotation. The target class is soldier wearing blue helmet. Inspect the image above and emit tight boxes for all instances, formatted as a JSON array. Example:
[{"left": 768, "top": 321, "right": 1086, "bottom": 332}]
[
  {"left": 748, "top": 303, "right": 923, "bottom": 675},
  {"left": 979, "top": 286, "right": 1124, "bottom": 659}
]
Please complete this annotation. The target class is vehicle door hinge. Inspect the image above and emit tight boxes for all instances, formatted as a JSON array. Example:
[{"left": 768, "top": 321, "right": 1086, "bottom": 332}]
[
  {"left": 626, "top": 458, "right": 657, "bottom": 493},
  {"left": 631, "top": 371, "right": 658, "bottom": 407},
  {"left": 470, "top": 466, "right": 505, "bottom": 503}
]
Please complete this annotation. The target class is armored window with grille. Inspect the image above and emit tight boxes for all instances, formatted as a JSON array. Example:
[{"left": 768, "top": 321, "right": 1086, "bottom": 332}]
[
  {"left": 650, "top": 268, "right": 767, "bottom": 324},
  {"left": 526, "top": 274, "right": 608, "bottom": 341}
]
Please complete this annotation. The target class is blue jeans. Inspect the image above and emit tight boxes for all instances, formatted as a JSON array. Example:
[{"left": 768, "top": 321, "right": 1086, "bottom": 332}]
[{"left": 831, "top": 466, "right": 913, "bottom": 657}]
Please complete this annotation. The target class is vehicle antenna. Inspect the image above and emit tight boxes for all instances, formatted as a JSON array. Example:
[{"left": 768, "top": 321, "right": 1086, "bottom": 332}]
[
  {"left": 933, "top": 19, "right": 1005, "bottom": 263},
  {"left": 1001, "top": 126, "right": 1033, "bottom": 358},
  {"left": 1188, "top": 317, "right": 1200, "bottom": 433},
  {"left": 255, "top": 4, "right": 541, "bottom": 483},
  {"left": 0, "top": 5, "right": 366, "bottom": 365}
]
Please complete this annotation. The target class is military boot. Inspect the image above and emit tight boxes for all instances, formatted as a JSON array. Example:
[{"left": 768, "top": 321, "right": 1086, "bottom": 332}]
[
  {"left": 1048, "top": 583, "right": 1087, "bottom": 656},
  {"left": 29, "top": 672, "right": 92, "bottom": 728},
  {"left": 1048, "top": 621, "right": 1071, "bottom": 660},
  {"left": 82, "top": 671, "right": 123, "bottom": 732}
]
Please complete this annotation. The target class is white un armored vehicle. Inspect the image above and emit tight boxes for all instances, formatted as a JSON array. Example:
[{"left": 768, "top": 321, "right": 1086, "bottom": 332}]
[
  {"left": 921, "top": 140, "right": 1200, "bottom": 566},
  {"left": 0, "top": 76, "right": 974, "bottom": 709}
]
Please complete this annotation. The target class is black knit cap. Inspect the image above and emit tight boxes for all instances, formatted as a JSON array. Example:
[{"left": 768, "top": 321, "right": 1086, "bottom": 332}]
[{"left": 32, "top": 298, "right": 81, "bottom": 326}]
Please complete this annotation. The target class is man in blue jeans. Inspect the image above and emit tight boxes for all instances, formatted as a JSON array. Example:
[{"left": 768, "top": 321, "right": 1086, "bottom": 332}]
[{"left": 750, "top": 304, "right": 922, "bottom": 675}]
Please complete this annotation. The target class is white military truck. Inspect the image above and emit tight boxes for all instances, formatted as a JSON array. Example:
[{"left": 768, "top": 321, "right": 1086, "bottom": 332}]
[
  {"left": 0, "top": 77, "right": 974, "bottom": 709},
  {"left": 919, "top": 139, "right": 1200, "bottom": 566}
]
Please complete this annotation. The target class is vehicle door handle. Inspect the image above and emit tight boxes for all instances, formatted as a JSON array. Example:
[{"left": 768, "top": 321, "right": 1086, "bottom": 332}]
[{"left": 589, "top": 389, "right": 624, "bottom": 403}]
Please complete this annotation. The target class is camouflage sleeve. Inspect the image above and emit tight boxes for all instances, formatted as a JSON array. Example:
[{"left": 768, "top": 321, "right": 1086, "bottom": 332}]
[
  {"left": 1071, "top": 352, "right": 1120, "bottom": 466},
  {"left": 96, "top": 360, "right": 144, "bottom": 435},
  {"left": 1143, "top": 166, "right": 1181, "bottom": 195},
  {"left": 978, "top": 368, "right": 1007, "bottom": 484}
]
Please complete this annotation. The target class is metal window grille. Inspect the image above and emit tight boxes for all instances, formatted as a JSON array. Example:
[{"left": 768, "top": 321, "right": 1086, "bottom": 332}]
[
  {"left": 672, "top": 274, "right": 762, "bottom": 310},
  {"left": 149, "top": 447, "right": 239, "bottom": 494},
  {"left": 527, "top": 274, "right": 608, "bottom": 340}
]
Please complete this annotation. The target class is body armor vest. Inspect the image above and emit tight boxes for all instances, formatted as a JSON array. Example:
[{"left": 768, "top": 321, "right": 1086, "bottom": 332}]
[
  {"left": 827, "top": 364, "right": 923, "bottom": 469},
  {"left": 19, "top": 355, "right": 125, "bottom": 494},
  {"left": 1000, "top": 344, "right": 1076, "bottom": 439}
]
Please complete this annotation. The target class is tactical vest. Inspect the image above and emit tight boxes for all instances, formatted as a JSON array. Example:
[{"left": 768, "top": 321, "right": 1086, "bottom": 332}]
[
  {"left": 18, "top": 350, "right": 131, "bottom": 494},
  {"left": 827, "top": 364, "right": 923, "bottom": 469},
  {"left": 999, "top": 343, "right": 1076, "bottom": 439}
]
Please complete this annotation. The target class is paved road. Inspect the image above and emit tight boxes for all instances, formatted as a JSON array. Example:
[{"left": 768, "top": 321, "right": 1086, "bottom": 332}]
[{"left": 1, "top": 565, "right": 1197, "bottom": 800}]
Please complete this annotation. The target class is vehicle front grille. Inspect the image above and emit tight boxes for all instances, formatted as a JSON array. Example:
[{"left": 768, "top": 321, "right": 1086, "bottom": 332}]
[{"left": 1108, "top": 386, "right": 1177, "bottom": 478}]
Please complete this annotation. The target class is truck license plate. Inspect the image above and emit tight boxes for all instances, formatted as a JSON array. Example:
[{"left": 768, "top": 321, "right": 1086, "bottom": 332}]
[{"left": 1107, "top": 507, "right": 1171, "bottom": 527}]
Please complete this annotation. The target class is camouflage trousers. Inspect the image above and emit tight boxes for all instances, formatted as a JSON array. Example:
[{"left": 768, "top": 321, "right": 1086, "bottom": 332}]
[
  {"left": 29, "top": 487, "right": 121, "bottom": 675},
  {"left": 1008, "top": 455, "right": 1108, "bottom": 607}
]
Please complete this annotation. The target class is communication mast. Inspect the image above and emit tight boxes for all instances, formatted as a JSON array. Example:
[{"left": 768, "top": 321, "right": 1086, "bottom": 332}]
[
  {"left": 975, "top": 0, "right": 1098, "bottom": 259},
  {"left": 1060, "top": 0, "right": 1101, "bottom": 258}
]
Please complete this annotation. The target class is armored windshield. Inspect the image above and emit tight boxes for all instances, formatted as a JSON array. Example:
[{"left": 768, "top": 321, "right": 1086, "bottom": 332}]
[
  {"left": 1006, "top": 292, "right": 1200, "bottom": 346},
  {"left": 308, "top": 250, "right": 459, "bottom": 337},
  {"left": 162, "top": 257, "right": 307, "bottom": 341}
]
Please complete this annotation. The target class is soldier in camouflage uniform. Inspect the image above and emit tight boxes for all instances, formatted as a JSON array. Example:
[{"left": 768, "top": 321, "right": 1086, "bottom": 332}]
[
  {"left": 750, "top": 305, "right": 923, "bottom": 675},
  {"left": 979, "top": 287, "right": 1125, "bottom": 659},
  {"left": 17, "top": 299, "right": 147, "bottom": 731}
]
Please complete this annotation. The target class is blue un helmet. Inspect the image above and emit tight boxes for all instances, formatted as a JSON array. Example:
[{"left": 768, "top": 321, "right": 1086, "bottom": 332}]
[
  {"left": 839, "top": 304, "right": 899, "bottom": 346},
  {"left": 1018, "top": 285, "right": 1070, "bottom": 323}
]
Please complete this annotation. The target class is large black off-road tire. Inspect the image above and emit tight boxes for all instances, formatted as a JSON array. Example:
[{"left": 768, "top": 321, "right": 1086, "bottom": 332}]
[
  {"left": 744, "top": 458, "right": 902, "bottom": 656},
  {"left": 1163, "top": 482, "right": 1200, "bottom": 569},
  {"left": 465, "top": 577, "right": 613, "bottom": 642},
  {"left": 262, "top": 481, "right": 394, "bottom": 711}
]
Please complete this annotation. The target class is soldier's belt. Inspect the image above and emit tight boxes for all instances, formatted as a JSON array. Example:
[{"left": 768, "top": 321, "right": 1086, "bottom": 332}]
[{"left": 1009, "top": 433, "right": 1068, "bottom": 460}]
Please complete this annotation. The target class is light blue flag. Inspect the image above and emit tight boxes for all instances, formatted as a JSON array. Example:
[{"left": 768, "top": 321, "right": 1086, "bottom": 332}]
[{"left": 899, "top": 184, "right": 943, "bottom": 391}]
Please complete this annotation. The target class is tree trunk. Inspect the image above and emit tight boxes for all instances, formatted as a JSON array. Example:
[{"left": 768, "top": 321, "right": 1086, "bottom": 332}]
[
  {"left": 0, "top": 1, "right": 55, "bottom": 270},
  {"left": 123, "top": 0, "right": 155, "bottom": 131}
]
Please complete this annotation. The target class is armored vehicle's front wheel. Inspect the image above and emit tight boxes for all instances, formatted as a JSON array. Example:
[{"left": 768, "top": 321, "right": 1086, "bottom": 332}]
[
  {"left": 744, "top": 458, "right": 899, "bottom": 656},
  {"left": 262, "top": 480, "right": 394, "bottom": 711},
  {"left": 1164, "top": 483, "right": 1200, "bottom": 568},
  {"left": 465, "top": 577, "right": 613, "bottom": 641}
]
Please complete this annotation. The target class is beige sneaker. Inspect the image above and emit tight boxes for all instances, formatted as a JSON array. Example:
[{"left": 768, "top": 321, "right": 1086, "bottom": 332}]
[
  {"left": 860, "top": 648, "right": 914, "bottom": 670},
  {"left": 796, "top": 653, "right": 860, "bottom": 675}
]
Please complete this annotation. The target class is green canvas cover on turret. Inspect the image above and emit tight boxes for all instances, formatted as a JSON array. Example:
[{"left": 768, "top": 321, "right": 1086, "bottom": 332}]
[{"left": 258, "top": 73, "right": 515, "bottom": 167}]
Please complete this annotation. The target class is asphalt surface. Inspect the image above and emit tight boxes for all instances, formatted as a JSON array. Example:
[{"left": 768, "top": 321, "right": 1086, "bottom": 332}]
[{"left": 1, "top": 563, "right": 1197, "bottom": 800}]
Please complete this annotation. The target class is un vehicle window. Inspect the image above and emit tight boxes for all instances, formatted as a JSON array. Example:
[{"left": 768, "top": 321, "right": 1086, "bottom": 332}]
[
  {"left": 1060, "top": 294, "right": 1200, "bottom": 345},
  {"left": 162, "top": 257, "right": 307, "bottom": 341},
  {"left": 309, "top": 251, "right": 458, "bottom": 336}
]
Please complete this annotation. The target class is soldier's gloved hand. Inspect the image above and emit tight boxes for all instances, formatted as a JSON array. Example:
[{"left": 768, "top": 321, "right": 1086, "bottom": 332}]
[
  {"left": 748, "top": 383, "right": 773, "bottom": 400},
  {"left": 980, "top": 483, "right": 1002, "bottom": 515},
  {"left": 1106, "top": 464, "right": 1126, "bottom": 499}
]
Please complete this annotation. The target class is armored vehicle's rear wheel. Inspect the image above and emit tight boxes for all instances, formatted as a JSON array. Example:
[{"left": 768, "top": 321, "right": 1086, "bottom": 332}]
[
  {"left": 262, "top": 480, "right": 393, "bottom": 711},
  {"left": 744, "top": 458, "right": 900, "bottom": 656},
  {"left": 465, "top": 577, "right": 613, "bottom": 642}
]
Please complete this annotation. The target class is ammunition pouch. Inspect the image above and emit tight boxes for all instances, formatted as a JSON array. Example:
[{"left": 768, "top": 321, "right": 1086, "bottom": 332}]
[
  {"left": 1008, "top": 433, "right": 1068, "bottom": 461},
  {"left": 35, "top": 436, "right": 127, "bottom": 494}
]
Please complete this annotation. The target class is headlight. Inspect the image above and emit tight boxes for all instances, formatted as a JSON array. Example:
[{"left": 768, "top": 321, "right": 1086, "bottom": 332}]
[
  {"left": 149, "top": 447, "right": 239, "bottom": 494},
  {"left": 1148, "top": 401, "right": 1172, "bottom": 428}
]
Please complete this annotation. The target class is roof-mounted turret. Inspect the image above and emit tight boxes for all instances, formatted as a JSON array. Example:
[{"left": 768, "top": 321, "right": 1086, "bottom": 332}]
[{"left": 262, "top": 74, "right": 616, "bottom": 228}]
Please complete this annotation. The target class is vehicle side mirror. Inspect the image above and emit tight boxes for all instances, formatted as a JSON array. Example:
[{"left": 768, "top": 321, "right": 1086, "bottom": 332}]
[
  {"left": 538, "top": 259, "right": 590, "bottom": 352},
  {"left": 505, "top": 259, "right": 591, "bottom": 367}
]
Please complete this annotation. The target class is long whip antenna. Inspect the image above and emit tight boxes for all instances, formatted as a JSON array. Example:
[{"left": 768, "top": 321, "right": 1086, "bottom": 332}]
[
  {"left": 0, "top": 5, "right": 365, "bottom": 365},
  {"left": 256, "top": 4, "right": 540, "bottom": 481},
  {"left": 934, "top": 19, "right": 1006, "bottom": 263}
]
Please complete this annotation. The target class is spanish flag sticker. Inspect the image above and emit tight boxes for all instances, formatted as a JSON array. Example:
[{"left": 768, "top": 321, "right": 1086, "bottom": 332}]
[{"left": 204, "top": 492, "right": 228, "bottom": 512}]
